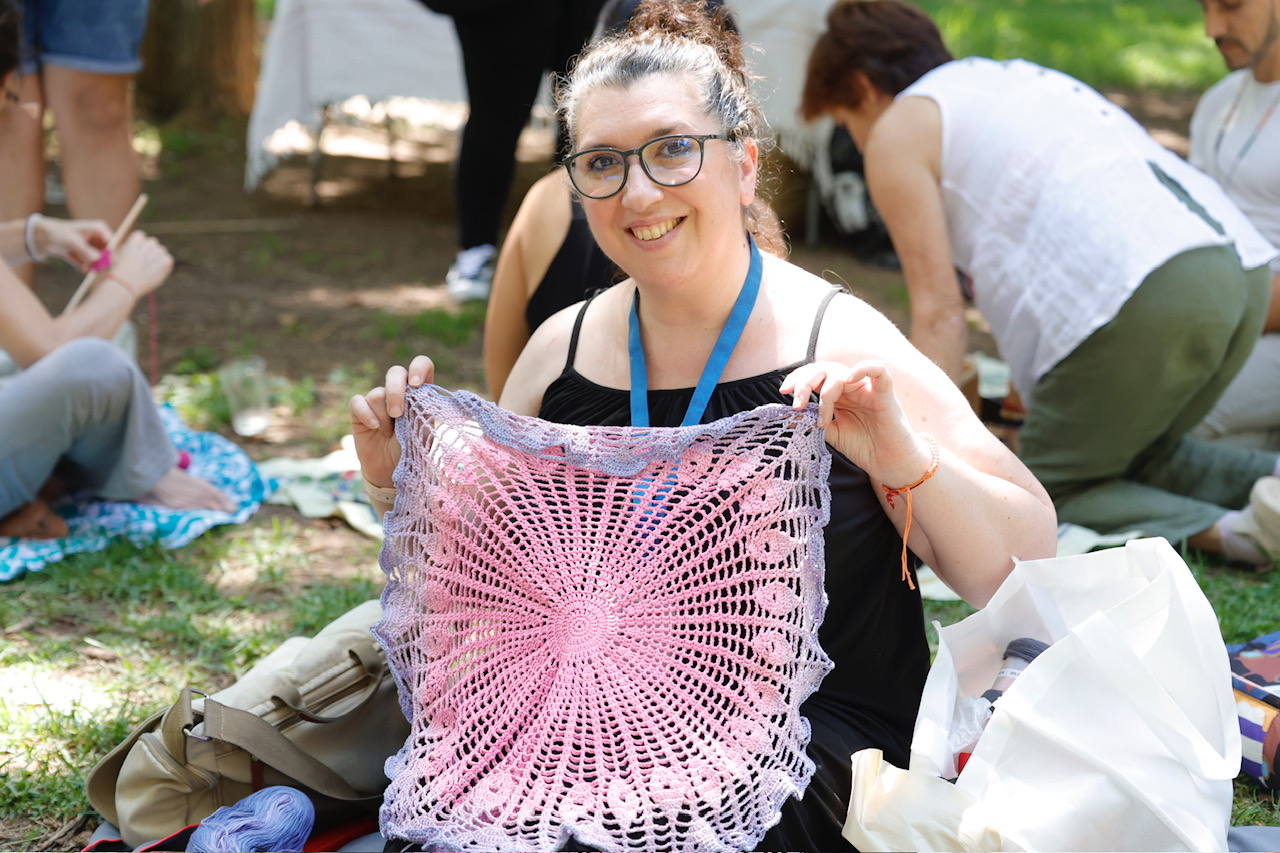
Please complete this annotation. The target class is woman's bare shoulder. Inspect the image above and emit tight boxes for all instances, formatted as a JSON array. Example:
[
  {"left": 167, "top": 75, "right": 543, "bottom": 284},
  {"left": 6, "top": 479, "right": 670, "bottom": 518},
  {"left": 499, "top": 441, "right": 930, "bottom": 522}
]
[{"left": 499, "top": 281, "right": 631, "bottom": 413}]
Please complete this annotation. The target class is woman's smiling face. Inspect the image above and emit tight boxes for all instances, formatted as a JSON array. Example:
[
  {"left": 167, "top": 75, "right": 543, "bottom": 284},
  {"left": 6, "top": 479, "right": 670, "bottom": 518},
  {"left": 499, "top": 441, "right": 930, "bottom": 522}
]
[{"left": 573, "top": 72, "right": 758, "bottom": 291}]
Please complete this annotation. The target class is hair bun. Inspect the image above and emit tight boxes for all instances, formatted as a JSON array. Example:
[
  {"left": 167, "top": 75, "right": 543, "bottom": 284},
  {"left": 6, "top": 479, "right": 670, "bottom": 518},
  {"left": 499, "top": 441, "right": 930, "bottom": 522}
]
[{"left": 628, "top": 0, "right": 744, "bottom": 78}]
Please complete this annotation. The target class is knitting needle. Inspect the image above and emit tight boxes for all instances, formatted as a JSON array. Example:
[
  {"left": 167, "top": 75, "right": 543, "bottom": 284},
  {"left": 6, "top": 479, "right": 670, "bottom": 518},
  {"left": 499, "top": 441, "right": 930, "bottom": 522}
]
[{"left": 63, "top": 193, "right": 149, "bottom": 313}]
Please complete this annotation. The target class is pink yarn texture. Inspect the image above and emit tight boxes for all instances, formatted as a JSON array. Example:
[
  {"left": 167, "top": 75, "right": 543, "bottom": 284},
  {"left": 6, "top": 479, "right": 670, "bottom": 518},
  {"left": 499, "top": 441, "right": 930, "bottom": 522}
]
[{"left": 374, "top": 386, "right": 833, "bottom": 852}]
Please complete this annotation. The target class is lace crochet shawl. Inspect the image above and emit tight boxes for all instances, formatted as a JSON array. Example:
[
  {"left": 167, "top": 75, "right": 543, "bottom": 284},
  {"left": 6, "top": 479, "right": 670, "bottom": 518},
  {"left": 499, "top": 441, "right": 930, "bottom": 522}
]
[{"left": 374, "top": 386, "right": 833, "bottom": 852}]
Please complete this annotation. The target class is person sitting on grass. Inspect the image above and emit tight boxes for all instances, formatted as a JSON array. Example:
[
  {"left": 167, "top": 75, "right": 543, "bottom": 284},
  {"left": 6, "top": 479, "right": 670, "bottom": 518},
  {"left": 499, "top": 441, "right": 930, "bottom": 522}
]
[
  {"left": 351, "top": 1, "right": 1057, "bottom": 847},
  {"left": 800, "top": 0, "right": 1280, "bottom": 566},
  {"left": 0, "top": 219, "right": 236, "bottom": 538},
  {"left": 0, "top": 0, "right": 232, "bottom": 538}
]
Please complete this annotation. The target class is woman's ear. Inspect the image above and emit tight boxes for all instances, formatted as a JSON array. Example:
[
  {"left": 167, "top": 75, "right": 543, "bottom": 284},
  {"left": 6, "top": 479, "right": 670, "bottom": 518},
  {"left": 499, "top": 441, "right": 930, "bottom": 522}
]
[{"left": 737, "top": 136, "right": 759, "bottom": 207}]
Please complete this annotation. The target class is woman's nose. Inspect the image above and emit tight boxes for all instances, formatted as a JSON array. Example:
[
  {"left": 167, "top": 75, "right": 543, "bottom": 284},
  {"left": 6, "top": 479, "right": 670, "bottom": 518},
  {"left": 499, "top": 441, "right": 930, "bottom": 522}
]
[{"left": 620, "top": 156, "right": 664, "bottom": 209}]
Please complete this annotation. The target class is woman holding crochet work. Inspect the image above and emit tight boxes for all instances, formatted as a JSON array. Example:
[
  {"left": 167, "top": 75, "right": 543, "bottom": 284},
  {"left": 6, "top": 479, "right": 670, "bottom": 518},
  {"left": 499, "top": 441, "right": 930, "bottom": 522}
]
[{"left": 351, "top": 1, "right": 1055, "bottom": 848}]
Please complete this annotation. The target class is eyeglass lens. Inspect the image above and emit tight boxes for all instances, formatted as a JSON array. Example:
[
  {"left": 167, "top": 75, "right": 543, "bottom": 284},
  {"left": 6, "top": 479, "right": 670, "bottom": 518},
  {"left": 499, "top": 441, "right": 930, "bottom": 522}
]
[{"left": 569, "top": 136, "right": 705, "bottom": 198}]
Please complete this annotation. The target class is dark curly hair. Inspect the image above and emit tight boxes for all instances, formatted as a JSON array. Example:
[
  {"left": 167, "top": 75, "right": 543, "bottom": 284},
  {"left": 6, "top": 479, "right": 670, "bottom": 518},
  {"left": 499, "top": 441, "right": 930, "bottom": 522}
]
[{"left": 801, "top": 0, "right": 952, "bottom": 119}]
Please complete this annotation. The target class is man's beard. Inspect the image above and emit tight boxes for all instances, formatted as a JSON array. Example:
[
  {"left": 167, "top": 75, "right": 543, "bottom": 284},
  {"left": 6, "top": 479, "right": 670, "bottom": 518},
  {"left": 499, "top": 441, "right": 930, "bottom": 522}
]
[
  {"left": 1249, "top": 5, "right": 1280, "bottom": 69},
  {"left": 1222, "top": 4, "right": 1280, "bottom": 71}
]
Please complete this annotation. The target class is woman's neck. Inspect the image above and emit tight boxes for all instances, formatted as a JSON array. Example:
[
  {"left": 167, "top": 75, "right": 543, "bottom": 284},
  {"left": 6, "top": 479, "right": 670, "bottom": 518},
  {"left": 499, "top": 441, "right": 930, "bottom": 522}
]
[{"left": 631, "top": 236, "right": 752, "bottom": 332}]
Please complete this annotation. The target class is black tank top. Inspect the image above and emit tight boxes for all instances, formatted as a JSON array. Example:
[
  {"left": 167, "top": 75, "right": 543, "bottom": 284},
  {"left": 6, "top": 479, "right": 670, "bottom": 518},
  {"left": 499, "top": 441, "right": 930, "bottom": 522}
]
[
  {"left": 524, "top": 197, "right": 616, "bottom": 332},
  {"left": 539, "top": 290, "right": 931, "bottom": 851}
]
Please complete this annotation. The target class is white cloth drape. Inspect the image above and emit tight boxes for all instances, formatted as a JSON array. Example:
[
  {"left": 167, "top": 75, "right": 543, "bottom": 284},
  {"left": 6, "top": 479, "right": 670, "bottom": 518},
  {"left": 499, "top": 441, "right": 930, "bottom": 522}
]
[{"left": 245, "top": 0, "right": 837, "bottom": 190}]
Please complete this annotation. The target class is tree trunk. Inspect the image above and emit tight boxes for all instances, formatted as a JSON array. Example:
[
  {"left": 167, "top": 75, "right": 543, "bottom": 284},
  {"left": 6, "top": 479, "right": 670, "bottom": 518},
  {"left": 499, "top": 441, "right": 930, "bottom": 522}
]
[{"left": 137, "top": 0, "right": 259, "bottom": 122}]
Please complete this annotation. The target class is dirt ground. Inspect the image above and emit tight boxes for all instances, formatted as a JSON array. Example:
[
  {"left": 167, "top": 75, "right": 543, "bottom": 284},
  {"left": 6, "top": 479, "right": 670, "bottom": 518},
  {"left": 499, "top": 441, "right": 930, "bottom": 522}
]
[{"left": 14, "top": 88, "right": 1198, "bottom": 852}]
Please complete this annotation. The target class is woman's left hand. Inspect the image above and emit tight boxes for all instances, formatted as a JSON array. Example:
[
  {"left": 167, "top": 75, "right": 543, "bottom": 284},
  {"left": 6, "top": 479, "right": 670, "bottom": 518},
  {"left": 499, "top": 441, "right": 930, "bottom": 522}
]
[
  {"left": 780, "top": 359, "right": 933, "bottom": 487},
  {"left": 34, "top": 216, "right": 112, "bottom": 269}
]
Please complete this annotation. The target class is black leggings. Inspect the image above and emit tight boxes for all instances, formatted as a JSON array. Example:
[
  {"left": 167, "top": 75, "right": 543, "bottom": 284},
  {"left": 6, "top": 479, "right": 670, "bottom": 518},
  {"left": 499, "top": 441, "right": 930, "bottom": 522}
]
[{"left": 451, "top": 0, "right": 604, "bottom": 250}]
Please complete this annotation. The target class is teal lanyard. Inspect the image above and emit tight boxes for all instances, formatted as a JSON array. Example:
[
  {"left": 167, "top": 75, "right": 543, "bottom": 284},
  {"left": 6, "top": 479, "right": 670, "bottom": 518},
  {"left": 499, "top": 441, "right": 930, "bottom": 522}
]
[{"left": 628, "top": 236, "right": 763, "bottom": 427}]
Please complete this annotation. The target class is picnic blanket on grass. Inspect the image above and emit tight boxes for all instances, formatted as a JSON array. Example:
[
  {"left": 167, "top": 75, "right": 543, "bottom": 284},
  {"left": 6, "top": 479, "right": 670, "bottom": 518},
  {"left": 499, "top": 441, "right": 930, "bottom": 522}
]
[
  {"left": 1, "top": 406, "right": 273, "bottom": 581},
  {"left": 257, "top": 435, "right": 383, "bottom": 539}
]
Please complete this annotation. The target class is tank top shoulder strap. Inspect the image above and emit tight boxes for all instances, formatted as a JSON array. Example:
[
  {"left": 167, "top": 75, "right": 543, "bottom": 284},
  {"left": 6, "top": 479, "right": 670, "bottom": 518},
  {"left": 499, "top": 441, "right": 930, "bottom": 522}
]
[
  {"left": 564, "top": 292, "right": 601, "bottom": 373},
  {"left": 806, "top": 287, "right": 843, "bottom": 363}
]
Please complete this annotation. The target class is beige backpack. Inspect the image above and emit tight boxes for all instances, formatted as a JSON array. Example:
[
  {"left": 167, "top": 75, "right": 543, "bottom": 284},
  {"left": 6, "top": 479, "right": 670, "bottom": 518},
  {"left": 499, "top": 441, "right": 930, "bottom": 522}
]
[{"left": 85, "top": 599, "right": 408, "bottom": 847}]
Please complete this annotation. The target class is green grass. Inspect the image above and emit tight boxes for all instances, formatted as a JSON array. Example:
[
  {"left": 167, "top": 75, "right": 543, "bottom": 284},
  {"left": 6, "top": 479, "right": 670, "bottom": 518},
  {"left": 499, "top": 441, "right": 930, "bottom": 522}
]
[
  {"left": 0, "top": 527, "right": 382, "bottom": 848},
  {"left": 917, "top": 0, "right": 1223, "bottom": 90}
]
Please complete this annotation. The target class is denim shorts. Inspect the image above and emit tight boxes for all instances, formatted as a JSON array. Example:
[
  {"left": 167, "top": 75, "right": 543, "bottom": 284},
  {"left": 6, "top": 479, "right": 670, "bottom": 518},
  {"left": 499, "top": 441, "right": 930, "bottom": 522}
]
[{"left": 20, "top": 0, "right": 150, "bottom": 75}]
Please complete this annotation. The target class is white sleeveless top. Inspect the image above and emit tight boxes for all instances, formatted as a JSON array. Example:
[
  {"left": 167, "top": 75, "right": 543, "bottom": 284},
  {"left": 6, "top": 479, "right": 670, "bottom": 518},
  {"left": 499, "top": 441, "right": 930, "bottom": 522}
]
[{"left": 900, "top": 58, "right": 1277, "bottom": 398}]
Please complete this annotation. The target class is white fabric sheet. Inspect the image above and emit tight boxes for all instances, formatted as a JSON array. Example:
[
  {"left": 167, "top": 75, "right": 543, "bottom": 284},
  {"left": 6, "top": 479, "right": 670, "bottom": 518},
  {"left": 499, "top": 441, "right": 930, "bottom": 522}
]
[
  {"left": 245, "top": 0, "right": 464, "bottom": 190},
  {"left": 245, "top": 0, "right": 836, "bottom": 190}
]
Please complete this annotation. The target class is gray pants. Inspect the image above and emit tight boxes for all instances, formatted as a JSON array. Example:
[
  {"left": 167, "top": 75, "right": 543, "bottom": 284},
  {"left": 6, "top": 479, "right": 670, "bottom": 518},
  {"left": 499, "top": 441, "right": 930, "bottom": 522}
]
[{"left": 0, "top": 338, "right": 176, "bottom": 518}]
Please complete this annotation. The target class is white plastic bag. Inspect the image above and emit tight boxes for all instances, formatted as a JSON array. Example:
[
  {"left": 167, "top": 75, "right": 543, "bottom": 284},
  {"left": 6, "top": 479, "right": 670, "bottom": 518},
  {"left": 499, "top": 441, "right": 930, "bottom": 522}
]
[{"left": 844, "top": 538, "right": 1240, "bottom": 852}]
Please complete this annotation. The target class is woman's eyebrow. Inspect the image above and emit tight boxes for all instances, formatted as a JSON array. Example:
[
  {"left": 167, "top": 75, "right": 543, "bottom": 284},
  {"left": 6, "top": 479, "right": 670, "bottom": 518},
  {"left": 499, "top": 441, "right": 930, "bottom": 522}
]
[{"left": 579, "top": 125, "right": 689, "bottom": 150}]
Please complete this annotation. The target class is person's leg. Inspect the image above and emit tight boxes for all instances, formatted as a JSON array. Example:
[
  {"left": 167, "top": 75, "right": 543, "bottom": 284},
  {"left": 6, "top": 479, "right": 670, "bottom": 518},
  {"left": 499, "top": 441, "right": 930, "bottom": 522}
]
[
  {"left": 1129, "top": 258, "right": 1277, "bottom": 500},
  {"left": 32, "top": 0, "right": 148, "bottom": 228},
  {"left": 0, "top": 338, "right": 173, "bottom": 519},
  {"left": 0, "top": 11, "right": 48, "bottom": 287},
  {"left": 451, "top": 7, "right": 551, "bottom": 252},
  {"left": 1192, "top": 333, "right": 1280, "bottom": 451},
  {"left": 42, "top": 66, "right": 140, "bottom": 229},
  {"left": 1020, "top": 246, "right": 1274, "bottom": 543}
]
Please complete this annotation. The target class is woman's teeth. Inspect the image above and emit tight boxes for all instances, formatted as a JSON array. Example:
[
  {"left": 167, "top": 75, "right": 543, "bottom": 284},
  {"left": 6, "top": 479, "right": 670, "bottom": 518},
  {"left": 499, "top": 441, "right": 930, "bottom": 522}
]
[{"left": 631, "top": 218, "right": 680, "bottom": 241}]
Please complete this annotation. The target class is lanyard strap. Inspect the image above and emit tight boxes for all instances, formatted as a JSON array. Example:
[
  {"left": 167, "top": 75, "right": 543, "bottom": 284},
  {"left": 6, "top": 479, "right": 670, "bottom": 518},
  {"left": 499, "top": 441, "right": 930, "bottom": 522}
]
[{"left": 629, "top": 236, "right": 763, "bottom": 428}]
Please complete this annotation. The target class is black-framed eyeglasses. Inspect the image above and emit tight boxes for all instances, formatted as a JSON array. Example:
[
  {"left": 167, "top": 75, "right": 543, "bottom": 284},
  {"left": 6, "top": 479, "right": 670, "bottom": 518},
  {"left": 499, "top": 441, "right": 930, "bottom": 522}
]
[{"left": 562, "top": 133, "right": 731, "bottom": 199}]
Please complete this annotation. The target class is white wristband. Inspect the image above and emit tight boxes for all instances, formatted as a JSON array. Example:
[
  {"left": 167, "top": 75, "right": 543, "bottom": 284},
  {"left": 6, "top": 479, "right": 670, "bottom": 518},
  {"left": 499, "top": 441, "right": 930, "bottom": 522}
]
[{"left": 24, "top": 213, "right": 45, "bottom": 263}]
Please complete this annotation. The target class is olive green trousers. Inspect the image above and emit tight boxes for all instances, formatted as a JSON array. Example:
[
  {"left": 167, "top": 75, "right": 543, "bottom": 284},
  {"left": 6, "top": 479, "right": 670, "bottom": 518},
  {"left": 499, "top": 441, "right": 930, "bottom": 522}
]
[{"left": 1019, "top": 244, "right": 1277, "bottom": 543}]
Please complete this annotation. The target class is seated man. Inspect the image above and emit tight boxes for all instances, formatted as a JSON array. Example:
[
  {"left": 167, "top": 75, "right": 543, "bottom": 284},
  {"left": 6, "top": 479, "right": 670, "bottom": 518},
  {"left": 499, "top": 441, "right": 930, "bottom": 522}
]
[{"left": 1189, "top": 0, "right": 1280, "bottom": 451}]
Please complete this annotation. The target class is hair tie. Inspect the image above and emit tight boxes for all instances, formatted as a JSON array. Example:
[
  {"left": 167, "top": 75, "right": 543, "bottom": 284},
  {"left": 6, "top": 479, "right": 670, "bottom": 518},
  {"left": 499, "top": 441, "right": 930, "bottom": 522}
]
[{"left": 90, "top": 247, "right": 113, "bottom": 272}]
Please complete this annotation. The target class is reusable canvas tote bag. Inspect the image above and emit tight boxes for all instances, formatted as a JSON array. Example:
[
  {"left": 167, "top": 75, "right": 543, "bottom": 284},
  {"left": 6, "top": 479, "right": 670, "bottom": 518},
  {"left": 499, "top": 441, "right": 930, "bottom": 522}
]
[
  {"left": 843, "top": 537, "right": 1240, "bottom": 852},
  {"left": 86, "top": 600, "right": 409, "bottom": 847}
]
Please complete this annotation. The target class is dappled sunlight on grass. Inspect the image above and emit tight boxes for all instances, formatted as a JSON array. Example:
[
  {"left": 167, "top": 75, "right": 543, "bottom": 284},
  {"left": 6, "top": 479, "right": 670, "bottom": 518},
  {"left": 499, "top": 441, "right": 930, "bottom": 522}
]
[{"left": 0, "top": 512, "right": 385, "bottom": 842}]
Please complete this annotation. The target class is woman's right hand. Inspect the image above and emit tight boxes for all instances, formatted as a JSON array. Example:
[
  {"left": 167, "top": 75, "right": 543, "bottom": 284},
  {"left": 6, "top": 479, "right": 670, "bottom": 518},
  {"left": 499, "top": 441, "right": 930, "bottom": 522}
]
[
  {"left": 109, "top": 231, "right": 174, "bottom": 297},
  {"left": 349, "top": 356, "right": 435, "bottom": 488}
]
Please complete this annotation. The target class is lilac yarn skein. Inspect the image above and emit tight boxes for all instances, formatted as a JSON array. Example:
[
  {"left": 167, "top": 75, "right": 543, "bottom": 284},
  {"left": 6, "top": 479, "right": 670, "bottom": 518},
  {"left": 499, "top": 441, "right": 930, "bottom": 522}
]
[{"left": 187, "top": 786, "right": 315, "bottom": 853}]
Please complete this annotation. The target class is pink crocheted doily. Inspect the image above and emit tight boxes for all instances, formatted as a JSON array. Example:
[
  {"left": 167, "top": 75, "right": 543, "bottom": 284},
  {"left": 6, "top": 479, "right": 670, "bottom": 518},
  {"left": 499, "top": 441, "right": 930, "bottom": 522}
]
[{"left": 374, "top": 386, "right": 833, "bottom": 851}]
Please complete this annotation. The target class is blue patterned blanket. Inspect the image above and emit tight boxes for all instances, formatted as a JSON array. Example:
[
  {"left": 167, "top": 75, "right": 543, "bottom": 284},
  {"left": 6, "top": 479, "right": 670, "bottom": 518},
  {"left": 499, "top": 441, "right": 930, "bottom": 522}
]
[{"left": 1, "top": 407, "right": 274, "bottom": 582}]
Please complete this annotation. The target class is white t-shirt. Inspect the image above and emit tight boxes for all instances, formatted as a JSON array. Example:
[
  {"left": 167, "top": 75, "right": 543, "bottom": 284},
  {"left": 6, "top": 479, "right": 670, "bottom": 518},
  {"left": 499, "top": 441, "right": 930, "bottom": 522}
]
[
  {"left": 900, "top": 58, "right": 1277, "bottom": 398},
  {"left": 1190, "top": 69, "right": 1280, "bottom": 273}
]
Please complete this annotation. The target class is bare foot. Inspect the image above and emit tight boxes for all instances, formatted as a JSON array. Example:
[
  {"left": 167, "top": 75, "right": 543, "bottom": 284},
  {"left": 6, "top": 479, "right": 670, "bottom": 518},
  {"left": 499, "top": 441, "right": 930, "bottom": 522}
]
[
  {"left": 138, "top": 468, "right": 237, "bottom": 513},
  {"left": 0, "top": 499, "right": 70, "bottom": 539}
]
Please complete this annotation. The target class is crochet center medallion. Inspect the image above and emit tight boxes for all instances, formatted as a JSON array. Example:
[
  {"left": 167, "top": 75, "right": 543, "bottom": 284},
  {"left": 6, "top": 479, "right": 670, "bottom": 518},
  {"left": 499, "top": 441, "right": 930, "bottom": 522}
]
[{"left": 375, "top": 386, "right": 833, "bottom": 852}]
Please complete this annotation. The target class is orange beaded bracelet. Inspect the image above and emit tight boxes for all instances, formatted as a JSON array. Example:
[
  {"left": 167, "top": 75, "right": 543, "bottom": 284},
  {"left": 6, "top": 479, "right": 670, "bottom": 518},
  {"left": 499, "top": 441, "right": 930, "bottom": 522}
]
[{"left": 880, "top": 434, "right": 940, "bottom": 589}]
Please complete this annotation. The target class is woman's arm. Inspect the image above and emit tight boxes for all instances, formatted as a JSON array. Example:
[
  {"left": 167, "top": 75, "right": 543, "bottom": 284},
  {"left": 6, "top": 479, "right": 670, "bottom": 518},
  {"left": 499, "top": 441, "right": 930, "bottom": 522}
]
[
  {"left": 0, "top": 216, "right": 111, "bottom": 268},
  {"left": 0, "top": 231, "right": 172, "bottom": 368},
  {"left": 864, "top": 97, "right": 970, "bottom": 382},
  {"left": 783, "top": 295, "right": 1056, "bottom": 608},
  {"left": 484, "top": 170, "right": 574, "bottom": 399}
]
